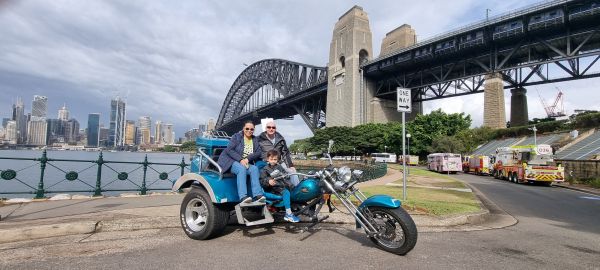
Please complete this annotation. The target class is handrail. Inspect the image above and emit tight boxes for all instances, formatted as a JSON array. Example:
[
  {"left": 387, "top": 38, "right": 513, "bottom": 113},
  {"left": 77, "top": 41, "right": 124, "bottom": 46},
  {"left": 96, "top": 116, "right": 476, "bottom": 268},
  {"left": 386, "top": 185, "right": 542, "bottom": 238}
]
[{"left": 197, "top": 149, "right": 224, "bottom": 180}]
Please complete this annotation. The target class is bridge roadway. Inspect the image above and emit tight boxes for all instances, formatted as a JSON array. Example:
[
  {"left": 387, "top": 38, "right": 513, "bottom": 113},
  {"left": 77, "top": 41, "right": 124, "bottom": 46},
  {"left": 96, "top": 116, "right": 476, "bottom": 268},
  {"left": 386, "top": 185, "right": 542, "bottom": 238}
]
[{"left": 1, "top": 172, "right": 598, "bottom": 269}]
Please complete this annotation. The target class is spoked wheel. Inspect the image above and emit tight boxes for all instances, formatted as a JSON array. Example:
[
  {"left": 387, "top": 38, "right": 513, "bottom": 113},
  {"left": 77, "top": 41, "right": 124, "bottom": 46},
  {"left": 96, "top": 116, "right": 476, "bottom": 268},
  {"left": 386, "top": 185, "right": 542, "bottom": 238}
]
[
  {"left": 180, "top": 187, "right": 229, "bottom": 240},
  {"left": 367, "top": 207, "right": 417, "bottom": 255}
]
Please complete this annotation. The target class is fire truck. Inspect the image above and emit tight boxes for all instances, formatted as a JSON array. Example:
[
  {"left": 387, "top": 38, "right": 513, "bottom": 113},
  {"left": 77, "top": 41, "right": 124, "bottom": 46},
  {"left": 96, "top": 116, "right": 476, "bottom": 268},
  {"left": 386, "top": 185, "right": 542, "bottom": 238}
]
[
  {"left": 492, "top": 144, "right": 564, "bottom": 185},
  {"left": 462, "top": 155, "right": 491, "bottom": 175}
]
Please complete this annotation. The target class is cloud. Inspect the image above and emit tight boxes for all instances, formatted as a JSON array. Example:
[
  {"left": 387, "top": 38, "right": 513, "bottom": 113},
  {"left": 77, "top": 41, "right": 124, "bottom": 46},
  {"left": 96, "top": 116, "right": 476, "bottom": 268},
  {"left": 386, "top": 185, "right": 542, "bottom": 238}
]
[{"left": 1, "top": 0, "right": 597, "bottom": 143}]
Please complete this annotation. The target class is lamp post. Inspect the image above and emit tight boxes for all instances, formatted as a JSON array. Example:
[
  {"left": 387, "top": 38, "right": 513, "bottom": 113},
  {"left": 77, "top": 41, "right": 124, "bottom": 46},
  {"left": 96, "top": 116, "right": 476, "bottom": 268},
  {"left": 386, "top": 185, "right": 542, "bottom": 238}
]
[
  {"left": 353, "top": 147, "right": 356, "bottom": 161},
  {"left": 528, "top": 125, "right": 538, "bottom": 145},
  {"left": 384, "top": 145, "right": 388, "bottom": 153}
]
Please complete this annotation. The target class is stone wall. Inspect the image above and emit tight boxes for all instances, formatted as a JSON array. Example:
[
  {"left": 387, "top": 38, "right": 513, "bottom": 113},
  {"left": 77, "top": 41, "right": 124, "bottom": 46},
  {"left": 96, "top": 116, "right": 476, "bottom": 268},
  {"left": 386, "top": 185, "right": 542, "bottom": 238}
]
[{"left": 557, "top": 160, "right": 600, "bottom": 180}]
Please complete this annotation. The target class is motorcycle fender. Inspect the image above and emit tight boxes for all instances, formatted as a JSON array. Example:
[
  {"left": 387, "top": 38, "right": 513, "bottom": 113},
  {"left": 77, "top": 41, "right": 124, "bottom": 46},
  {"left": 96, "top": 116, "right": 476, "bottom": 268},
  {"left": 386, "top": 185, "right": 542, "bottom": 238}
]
[
  {"left": 358, "top": 195, "right": 401, "bottom": 211},
  {"left": 171, "top": 173, "right": 217, "bottom": 203}
]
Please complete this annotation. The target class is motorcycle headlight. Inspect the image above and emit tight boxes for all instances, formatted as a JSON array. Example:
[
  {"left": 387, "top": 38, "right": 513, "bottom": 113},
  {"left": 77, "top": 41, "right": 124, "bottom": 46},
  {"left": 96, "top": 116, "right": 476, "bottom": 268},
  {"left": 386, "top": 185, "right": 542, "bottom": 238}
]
[{"left": 336, "top": 166, "right": 352, "bottom": 183}]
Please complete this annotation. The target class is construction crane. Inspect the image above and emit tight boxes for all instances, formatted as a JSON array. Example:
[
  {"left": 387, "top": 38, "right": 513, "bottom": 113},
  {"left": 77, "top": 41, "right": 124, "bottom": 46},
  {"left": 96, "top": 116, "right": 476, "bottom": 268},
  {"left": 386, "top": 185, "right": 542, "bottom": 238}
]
[{"left": 537, "top": 88, "right": 566, "bottom": 118}]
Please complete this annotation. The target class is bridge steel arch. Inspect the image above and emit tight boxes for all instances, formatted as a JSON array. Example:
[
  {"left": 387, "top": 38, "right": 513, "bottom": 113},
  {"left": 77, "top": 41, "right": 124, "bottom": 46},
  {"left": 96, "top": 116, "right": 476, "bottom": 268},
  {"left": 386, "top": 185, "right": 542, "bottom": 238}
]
[{"left": 216, "top": 59, "right": 327, "bottom": 133}]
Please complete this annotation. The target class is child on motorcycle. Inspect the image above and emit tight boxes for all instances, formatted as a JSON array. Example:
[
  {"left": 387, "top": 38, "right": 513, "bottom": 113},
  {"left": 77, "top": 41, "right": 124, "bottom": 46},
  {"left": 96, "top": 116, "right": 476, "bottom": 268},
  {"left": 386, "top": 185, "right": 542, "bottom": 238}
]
[{"left": 259, "top": 149, "right": 300, "bottom": 223}]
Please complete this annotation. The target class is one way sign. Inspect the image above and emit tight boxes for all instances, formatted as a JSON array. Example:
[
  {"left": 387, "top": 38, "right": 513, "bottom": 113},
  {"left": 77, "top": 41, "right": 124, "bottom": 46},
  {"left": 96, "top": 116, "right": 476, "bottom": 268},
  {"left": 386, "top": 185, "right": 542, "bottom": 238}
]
[{"left": 397, "top": 88, "right": 412, "bottom": 113}]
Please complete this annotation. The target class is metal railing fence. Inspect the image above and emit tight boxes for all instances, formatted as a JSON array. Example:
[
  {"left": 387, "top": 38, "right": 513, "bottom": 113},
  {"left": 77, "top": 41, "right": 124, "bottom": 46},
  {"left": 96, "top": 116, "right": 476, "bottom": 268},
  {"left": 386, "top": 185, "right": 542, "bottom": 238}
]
[{"left": 0, "top": 150, "right": 188, "bottom": 199}]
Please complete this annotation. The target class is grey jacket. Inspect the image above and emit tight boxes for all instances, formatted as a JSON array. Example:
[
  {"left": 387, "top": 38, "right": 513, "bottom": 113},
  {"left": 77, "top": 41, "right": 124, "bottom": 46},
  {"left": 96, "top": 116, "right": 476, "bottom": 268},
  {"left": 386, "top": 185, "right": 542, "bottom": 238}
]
[{"left": 258, "top": 131, "right": 293, "bottom": 168}]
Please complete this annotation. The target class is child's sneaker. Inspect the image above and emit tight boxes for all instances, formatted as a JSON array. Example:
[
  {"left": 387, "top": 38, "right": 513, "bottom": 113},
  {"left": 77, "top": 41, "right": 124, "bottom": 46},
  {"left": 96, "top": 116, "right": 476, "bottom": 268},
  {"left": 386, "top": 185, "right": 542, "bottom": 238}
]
[{"left": 284, "top": 213, "right": 300, "bottom": 223}]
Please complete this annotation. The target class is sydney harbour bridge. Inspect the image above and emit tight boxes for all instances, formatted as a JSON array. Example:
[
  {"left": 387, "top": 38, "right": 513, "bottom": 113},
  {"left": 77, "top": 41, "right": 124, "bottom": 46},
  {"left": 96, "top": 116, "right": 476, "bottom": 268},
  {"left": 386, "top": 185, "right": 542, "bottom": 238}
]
[{"left": 216, "top": 0, "right": 600, "bottom": 134}]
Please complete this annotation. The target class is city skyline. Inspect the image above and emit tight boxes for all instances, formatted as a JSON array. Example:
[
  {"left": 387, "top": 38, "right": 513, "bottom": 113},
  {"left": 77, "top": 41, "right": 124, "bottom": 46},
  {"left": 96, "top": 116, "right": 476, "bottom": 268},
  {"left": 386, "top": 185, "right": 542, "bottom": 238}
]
[{"left": 1, "top": 94, "right": 213, "bottom": 147}]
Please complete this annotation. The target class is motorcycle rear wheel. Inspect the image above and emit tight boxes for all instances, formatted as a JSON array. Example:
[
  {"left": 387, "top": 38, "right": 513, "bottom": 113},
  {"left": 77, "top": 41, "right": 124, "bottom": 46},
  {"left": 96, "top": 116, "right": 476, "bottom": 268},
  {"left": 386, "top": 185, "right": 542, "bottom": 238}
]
[
  {"left": 367, "top": 207, "right": 418, "bottom": 255},
  {"left": 180, "top": 187, "right": 229, "bottom": 240}
]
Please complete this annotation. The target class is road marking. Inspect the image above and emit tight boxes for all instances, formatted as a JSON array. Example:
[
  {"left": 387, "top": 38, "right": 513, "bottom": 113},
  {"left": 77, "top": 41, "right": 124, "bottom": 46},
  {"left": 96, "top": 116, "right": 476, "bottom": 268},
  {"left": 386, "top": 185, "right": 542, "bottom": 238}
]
[{"left": 579, "top": 196, "right": 600, "bottom": 201}]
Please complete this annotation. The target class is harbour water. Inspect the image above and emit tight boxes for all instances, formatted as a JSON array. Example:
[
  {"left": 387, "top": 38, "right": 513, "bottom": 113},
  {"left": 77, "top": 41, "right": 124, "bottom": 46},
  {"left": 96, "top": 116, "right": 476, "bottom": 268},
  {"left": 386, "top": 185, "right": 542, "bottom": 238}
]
[{"left": 0, "top": 150, "right": 191, "bottom": 199}]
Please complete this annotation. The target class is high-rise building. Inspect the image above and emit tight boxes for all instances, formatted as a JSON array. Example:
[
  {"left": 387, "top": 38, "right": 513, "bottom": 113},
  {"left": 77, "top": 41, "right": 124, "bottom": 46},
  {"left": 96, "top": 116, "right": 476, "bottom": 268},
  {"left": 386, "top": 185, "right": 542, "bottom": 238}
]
[
  {"left": 99, "top": 126, "right": 109, "bottom": 147},
  {"left": 155, "top": 120, "right": 163, "bottom": 145},
  {"left": 125, "top": 120, "right": 136, "bottom": 145},
  {"left": 6, "top": 120, "right": 17, "bottom": 145},
  {"left": 12, "top": 97, "right": 27, "bottom": 144},
  {"left": 2, "top": 118, "right": 9, "bottom": 129},
  {"left": 46, "top": 119, "right": 65, "bottom": 145},
  {"left": 207, "top": 118, "right": 215, "bottom": 132},
  {"left": 198, "top": 123, "right": 207, "bottom": 134},
  {"left": 185, "top": 128, "right": 201, "bottom": 142},
  {"left": 31, "top": 95, "right": 48, "bottom": 121},
  {"left": 138, "top": 116, "right": 151, "bottom": 145},
  {"left": 58, "top": 104, "right": 69, "bottom": 121},
  {"left": 64, "top": 118, "right": 80, "bottom": 144},
  {"left": 163, "top": 123, "right": 175, "bottom": 145},
  {"left": 27, "top": 120, "right": 47, "bottom": 145},
  {"left": 109, "top": 97, "right": 126, "bottom": 147},
  {"left": 87, "top": 113, "right": 100, "bottom": 147}
]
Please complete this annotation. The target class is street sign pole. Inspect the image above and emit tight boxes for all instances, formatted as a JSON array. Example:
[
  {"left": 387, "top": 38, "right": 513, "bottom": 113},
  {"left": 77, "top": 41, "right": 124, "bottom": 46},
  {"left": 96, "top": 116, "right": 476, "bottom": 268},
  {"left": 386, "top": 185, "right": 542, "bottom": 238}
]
[
  {"left": 402, "top": 111, "right": 406, "bottom": 200},
  {"left": 397, "top": 87, "right": 411, "bottom": 201}
]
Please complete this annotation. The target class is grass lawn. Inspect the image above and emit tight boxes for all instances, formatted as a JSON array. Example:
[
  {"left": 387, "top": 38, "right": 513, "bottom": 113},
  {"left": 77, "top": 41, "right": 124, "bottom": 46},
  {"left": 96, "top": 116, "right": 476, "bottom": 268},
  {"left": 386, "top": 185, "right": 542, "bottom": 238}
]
[
  {"left": 359, "top": 185, "right": 481, "bottom": 216},
  {"left": 389, "top": 166, "right": 467, "bottom": 189}
]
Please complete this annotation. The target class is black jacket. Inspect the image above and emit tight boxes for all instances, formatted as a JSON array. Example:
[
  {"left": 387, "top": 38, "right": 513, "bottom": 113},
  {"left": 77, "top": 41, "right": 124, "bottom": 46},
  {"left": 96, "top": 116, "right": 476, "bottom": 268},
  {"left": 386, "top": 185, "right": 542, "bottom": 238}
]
[
  {"left": 258, "top": 131, "right": 293, "bottom": 168},
  {"left": 260, "top": 163, "right": 293, "bottom": 195}
]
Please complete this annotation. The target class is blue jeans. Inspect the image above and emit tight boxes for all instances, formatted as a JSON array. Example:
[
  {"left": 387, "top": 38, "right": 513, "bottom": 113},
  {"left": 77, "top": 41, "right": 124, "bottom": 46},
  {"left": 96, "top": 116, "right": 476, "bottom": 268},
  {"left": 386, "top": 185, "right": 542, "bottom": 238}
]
[{"left": 231, "top": 161, "right": 263, "bottom": 200}]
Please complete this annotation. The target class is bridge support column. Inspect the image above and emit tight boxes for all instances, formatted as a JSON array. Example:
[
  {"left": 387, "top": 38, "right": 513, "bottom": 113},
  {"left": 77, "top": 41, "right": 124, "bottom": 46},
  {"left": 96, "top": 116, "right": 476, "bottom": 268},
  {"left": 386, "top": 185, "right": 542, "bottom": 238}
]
[
  {"left": 326, "top": 6, "right": 373, "bottom": 127},
  {"left": 510, "top": 87, "right": 529, "bottom": 127},
  {"left": 483, "top": 73, "right": 506, "bottom": 129}
]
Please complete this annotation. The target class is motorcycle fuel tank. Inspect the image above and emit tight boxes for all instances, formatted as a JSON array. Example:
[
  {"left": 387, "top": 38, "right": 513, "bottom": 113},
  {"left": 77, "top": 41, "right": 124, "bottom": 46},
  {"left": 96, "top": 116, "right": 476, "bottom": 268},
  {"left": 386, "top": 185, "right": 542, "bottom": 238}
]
[{"left": 291, "top": 178, "right": 320, "bottom": 202}]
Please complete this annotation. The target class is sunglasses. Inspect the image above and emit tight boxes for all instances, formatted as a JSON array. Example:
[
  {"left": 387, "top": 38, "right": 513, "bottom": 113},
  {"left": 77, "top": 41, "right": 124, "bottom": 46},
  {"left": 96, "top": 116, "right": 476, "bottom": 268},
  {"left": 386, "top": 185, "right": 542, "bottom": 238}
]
[
  {"left": 244, "top": 128, "right": 254, "bottom": 131},
  {"left": 266, "top": 126, "right": 276, "bottom": 130}
]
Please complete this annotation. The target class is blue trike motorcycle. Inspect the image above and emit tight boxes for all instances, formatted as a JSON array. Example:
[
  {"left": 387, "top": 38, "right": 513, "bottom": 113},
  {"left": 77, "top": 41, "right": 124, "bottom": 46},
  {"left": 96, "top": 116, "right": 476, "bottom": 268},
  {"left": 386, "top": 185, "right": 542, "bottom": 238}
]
[{"left": 172, "top": 134, "right": 417, "bottom": 255}]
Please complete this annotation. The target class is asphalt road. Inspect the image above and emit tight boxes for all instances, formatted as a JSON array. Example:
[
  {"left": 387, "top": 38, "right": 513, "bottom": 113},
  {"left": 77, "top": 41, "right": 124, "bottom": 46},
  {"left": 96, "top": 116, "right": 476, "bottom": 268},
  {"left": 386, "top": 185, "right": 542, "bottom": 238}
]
[{"left": 1, "top": 173, "right": 599, "bottom": 270}]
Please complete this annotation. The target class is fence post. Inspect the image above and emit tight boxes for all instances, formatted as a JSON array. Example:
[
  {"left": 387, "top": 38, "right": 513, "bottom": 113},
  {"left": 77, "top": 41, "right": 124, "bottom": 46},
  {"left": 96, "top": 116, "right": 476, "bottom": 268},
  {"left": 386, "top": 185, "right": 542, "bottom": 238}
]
[
  {"left": 141, "top": 155, "right": 148, "bottom": 195},
  {"left": 35, "top": 150, "right": 48, "bottom": 199},
  {"left": 179, "top": 157, "right": 186, "bottom": 176},
  {"left": 94, "top": 152, "right": 104, "bottom": 197}
]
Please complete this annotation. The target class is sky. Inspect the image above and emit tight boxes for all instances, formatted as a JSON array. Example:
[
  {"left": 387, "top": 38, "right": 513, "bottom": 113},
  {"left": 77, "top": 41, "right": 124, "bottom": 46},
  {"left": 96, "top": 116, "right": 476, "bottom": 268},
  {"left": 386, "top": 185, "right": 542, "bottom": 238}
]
[{"left": 1, "top": 0, "right": 599, "bottom": 144}]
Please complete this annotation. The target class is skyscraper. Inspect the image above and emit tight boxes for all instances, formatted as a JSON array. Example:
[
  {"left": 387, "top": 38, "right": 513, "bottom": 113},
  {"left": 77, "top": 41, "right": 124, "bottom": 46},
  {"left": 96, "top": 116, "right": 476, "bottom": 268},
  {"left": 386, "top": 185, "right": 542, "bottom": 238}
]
[
  {"left": 108, "top": 97, "right": 126, "bottom": 148},
  {"left": 207, "top": 118, "right": 215, "bottom": 132},
  {"left": 64, "top": 119, "right": 80, "bottom": 144},
  {"left": 6, "top": 120, "right": 17, "bottom": 145},
  {"left": 46, "top": 118, "right": 65, "bottom": 145},
  {"left": 27, "top": 120, "right": 47, "bottom": 145},
  {"left": 58, "top": 104, "right": 69, "bottom": 121},
  {"left": 125, "top": 120, "right": 136, "bottom": 145},
  {"left": 163, "top": 123, "right": 175, "bottom": 145},
  {"left": 138, "top": 116, "right": 151, "bottom": 145},
  {"left": 155, "top": 120, "right": 163, "bottom": 145},
  {"left": 12, "top": 97, "right": 27, "bottom": 144},
  {"left": 87, "top": 113, "right": 100, "bottom": 147},
  {"left": 31, "top": 95, "right": 48, "bottom": 121}
]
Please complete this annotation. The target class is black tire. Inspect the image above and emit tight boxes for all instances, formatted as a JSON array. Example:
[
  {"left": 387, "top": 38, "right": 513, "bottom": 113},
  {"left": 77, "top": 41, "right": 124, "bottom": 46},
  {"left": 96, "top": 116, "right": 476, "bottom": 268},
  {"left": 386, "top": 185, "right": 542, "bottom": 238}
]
[
  {"left": 367, "top": 207, "right": 418, "bottom": 255},
  {"left": 180, "top": 187, "right": 229, "bottom": 240}
]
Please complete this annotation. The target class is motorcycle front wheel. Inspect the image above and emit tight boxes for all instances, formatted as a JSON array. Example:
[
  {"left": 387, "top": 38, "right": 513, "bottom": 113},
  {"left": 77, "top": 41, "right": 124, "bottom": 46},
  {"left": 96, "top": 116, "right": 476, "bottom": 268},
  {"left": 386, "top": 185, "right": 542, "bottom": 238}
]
[{"left": 367, "top": 206, "right": 418, "bottom": 255}]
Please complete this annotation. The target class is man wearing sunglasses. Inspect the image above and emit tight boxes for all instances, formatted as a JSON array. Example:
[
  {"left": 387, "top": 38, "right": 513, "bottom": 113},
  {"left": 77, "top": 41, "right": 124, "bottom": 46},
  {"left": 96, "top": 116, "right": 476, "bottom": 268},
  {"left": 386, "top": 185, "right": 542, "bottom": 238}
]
[{"left": 258, "top": 120, "right": 299, "bottom": 186}]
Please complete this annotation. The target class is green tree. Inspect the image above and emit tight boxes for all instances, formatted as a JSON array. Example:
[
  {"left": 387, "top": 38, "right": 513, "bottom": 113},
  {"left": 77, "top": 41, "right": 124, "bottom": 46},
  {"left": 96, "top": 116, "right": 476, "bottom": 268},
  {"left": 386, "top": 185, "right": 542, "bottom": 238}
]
[{"left": 428, "top": 135, "right": 465, "bottom": 153}]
